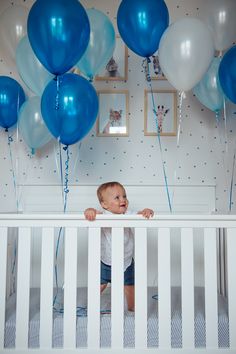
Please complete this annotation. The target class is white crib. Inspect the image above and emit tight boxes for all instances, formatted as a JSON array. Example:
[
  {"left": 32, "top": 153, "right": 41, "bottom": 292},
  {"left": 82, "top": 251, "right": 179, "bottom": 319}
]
[{"left": 0, "top": 212, "right": 236, "bottom": 354}]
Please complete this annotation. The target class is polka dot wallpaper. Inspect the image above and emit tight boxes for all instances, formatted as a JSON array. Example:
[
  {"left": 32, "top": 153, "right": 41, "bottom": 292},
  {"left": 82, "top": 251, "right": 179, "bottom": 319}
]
[{"left": 0, "top": 0, "right": 236, "bottom": 213}]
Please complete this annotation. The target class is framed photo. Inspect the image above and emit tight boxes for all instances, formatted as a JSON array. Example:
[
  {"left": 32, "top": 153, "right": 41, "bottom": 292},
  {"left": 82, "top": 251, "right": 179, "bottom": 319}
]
[
  {"left": 96, "top": 90, "right": 129, "bottom": 136},
  {"left": 148, "top": 52, "right": 166, "bottom": 80},
  {"left": 95, "top": 36, "right": 128, "bottom": 81},
  {"left": 144, "top": 90, "right": 177, "bottom": 136}
]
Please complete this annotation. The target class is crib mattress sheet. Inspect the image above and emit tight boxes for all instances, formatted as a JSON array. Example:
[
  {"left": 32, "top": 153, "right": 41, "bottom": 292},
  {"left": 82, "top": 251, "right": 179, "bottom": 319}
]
[{"left": 4, "top": 287, "right": 229, "bottom": 348}]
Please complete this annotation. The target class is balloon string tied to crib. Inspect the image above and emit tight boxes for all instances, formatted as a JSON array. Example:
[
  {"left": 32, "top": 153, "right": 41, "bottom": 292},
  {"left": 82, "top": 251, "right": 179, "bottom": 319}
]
[{"left": 53, "top": 143, "right": 69, "bottom": 311}]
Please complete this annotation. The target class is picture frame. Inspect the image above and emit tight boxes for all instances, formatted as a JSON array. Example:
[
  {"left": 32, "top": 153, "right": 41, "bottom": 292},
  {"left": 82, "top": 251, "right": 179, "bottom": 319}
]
[
  {"left": 96, "top": 90, "right": 129, "bottom": 137},
  {"left": 144, "top": 90, "right": 177, "bottom": 136},
  {"left": 95, "top": 36, "right": 128, "bottom": 81},
  {"left": 148, "top": 51, "right": 166, "bottom": 80}
]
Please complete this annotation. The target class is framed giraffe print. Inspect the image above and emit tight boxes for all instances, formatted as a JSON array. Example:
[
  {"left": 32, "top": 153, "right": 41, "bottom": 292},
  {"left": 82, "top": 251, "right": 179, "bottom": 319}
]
[{"left": 144, "top": 90, "right": 177, "bottom": 136}]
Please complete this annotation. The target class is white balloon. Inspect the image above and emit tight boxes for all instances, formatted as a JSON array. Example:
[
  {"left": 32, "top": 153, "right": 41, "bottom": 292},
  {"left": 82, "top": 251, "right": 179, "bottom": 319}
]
[
  {"left": 201, "top": 0, "right": 236, "bottom": 52},
  {"left": 0, "top": 5, "right": 29, "bottom": 69},
  {"left": 159, "top": 18, "right": 214, "bottom": 92}
]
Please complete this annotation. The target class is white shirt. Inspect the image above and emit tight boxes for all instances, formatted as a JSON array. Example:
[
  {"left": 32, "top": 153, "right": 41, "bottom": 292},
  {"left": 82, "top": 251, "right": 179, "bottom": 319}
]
[{"left": 101, "top": 209, "right": 135, "bottom": 271}]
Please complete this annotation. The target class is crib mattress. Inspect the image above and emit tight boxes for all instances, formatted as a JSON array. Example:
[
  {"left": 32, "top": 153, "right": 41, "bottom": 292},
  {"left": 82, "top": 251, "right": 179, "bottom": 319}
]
[{"left": 4, "top": 287, "right": 229, "bottom": 348}]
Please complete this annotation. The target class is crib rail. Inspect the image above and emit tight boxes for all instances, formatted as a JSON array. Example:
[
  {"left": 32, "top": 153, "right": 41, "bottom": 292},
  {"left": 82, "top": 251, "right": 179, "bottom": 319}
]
[{"left": 0, "top": 213, "right": 236, "bottom": 354}]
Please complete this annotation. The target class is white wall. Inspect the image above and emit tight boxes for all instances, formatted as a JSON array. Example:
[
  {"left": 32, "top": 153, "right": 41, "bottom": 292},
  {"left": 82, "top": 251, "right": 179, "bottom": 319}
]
[{"left": 0, "top": 0, "right": 236, "bottom": 214}]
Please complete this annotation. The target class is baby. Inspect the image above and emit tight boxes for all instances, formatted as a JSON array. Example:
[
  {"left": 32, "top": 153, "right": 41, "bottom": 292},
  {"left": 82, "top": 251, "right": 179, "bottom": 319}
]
[{"left": 84, "top": 181, "right": 154, "bottom": 311}]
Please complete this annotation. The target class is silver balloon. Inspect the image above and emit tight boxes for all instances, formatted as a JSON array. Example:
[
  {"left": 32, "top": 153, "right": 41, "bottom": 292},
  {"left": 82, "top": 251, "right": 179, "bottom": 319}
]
[
  {"left": 159, "top": 18, "right": 214, "bottom": 92},
  {"left": 0, "top": 5, "right": 29, "bottom": 69},
  {"left": 201, "top": 0, "right": 236, "bottom": 51}
]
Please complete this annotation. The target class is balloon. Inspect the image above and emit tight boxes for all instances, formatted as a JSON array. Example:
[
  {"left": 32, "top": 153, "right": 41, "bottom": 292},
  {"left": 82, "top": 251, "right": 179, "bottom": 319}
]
[
  {"left": 27, "top": 0, "right": 90, "bottom": 75},
  {"left": 0, "top": 5, "right": 29, "bottom": 70},
  {"left": 117, "top": 0, "right": 169, "bottom": 57},
  {"left": 18, "top": 97, "right": 53, "bottom": 152},
  {"left": 159, "top": 18, "right": 214, "bottom": 92},
  {"left": 193, "top": 58, "right": 224, "bottom": 113},
  {"left": 41, "top": 74, "right": 99, "bottom": 145},
  {"left": 16, "top": 36, "right": 54, "bottom": 96},
  {"left": 76, "top": 8, "right": 115, "bottom": 80},
  {"left": 0, "top": 76, "right": 25, "bottom": 129},
  {"left": 218, "top": 46, "right": 236, "bottom": 104},
  {"left": 201, "top": 0, "right": 236, "bottom": 52}
]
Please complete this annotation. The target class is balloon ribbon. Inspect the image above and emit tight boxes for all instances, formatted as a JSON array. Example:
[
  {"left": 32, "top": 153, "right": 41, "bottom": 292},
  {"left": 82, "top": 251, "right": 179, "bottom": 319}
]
[{"left": 143, "top": 58, "right": 172, "bottom": 212}]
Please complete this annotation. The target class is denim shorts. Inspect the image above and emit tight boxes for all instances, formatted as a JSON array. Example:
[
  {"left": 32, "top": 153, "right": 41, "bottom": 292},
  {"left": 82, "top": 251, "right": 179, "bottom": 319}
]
[{"left": 101, "top": 259, "right": 134, "bottom": 285}]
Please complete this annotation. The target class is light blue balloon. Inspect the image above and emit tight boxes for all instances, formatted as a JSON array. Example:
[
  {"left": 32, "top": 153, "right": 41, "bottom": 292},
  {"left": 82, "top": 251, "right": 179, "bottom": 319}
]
[
  {"left": 193, "top": 57, "right": 224, "bottom": 113},
  {"left": 18, "top": 96, "right": 53, "bottom": 152},
  {"left": 76, "top": 8, "right": 115, "bottom": 80},
  {"left": 16, "top": 36, "right": 54, "bottom": 96}
]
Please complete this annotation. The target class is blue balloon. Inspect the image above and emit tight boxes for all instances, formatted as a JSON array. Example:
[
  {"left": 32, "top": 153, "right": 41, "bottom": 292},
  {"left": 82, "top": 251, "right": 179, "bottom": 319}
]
[
  {"left": 27, "top": 0, "right": 90, "bottom": 75},
  {"left": 0, "top": 76, "right": 25, "bottom": 129},
  {"left": 219, "top": 45, "right": 236, "bottom": 103},
  {"left": 76, "top": 8, "right": 115, "bottom": 80},
  {"left": 18, "top": 96, "right": 53, "bottom": 152},
  {"left": 193, "top": 57, "right": 224, "bottom": 113},
  {"left": 117, "top": 0, "right": 169, "bottom": 57},
  {"left": 41, "top": 73, "right": 99, "bottom": 145}
]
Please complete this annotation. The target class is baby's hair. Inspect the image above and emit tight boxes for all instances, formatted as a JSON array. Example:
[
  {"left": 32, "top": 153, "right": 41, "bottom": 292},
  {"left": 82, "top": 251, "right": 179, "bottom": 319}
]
[{"left": 97, "top": 181, "right": 125, "bottom": 203}]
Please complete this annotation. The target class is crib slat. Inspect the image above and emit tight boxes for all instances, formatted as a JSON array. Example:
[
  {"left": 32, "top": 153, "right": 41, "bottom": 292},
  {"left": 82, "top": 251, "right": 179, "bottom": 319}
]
[
  {"left": 226, "top": 228, "right": 236, "bottom": 349},
  {"left": 111, "top": 227, "right": 124, "bottom": 349},
  {"left": 135, "top": 227, "right": 147, "bottom": 348},
  {"left": 204, "top": 228, "right": 218, "bottom": 348},
  {"left": 158, "top": 228, "right": 171, "bottom": 349},
  {"left": 40, "top": 228, "right": 54, "bottom": 348},
  {"left": 0, "top": 227, "right": 7, "bottom": 349},
  {"left": 64, "top": 227, "right": 78, "bottom": 349},
  {"left": 87, "top": 228, "right": 101, "bottom": 349},
  {"left": 181, "top": 228, "right": 194, "bottom": 349},
  {"left": 15, "top": 227, "right": 31, "bottom": 349}
]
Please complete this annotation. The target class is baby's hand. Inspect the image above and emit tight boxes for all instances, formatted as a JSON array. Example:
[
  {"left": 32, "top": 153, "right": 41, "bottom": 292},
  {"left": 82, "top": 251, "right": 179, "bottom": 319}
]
[
  {"left": 138, "top": 208, "right": 154, "bottom": 219},
  {"left": 84, "top": 208, "right": 97, "bottom": 221}
]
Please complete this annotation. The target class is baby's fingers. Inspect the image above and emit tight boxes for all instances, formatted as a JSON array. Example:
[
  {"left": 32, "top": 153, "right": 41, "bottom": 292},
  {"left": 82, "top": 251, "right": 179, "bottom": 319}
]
[
  {"left": 143, "top": 209, "right": 154, "bottom": 219},
  {"left": 84, "top": 211, "right": 96, "bottom": 221}
]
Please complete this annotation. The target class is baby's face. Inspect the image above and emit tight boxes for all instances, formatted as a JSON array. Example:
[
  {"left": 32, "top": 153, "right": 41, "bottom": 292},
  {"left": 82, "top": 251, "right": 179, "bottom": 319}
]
[{"left": 100, "top": 185, "right": 128, "bottom": 214}]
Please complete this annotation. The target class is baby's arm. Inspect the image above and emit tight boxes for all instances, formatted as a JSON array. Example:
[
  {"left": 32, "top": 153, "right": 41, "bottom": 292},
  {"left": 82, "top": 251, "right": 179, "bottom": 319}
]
[
  {"left": 84, "top": 208, "right": 103, "bottom": 221},
  {"left": 137, "top": 208, "right": 154, "bottom": 219}
]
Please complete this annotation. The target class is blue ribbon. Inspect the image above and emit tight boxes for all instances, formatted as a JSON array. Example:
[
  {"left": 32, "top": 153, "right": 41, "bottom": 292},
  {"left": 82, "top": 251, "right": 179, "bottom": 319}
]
[
  {"left": 53, "top": 144, "right": 70, "bottom": 308},
  {"left": 229, "top": 151, "right": 235, "bottom": 212},
  {"left": 7, "top": 132, "right": 19, "bottom": 211},
  {"left": 63, "top": 145, "right": 70, "bottom": 213}
]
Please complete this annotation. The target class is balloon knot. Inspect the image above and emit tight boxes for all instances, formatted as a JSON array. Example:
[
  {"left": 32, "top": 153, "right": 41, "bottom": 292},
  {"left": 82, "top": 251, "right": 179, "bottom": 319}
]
[{"left": 63, "top": 145, "right": 68, "bottom": 151}]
